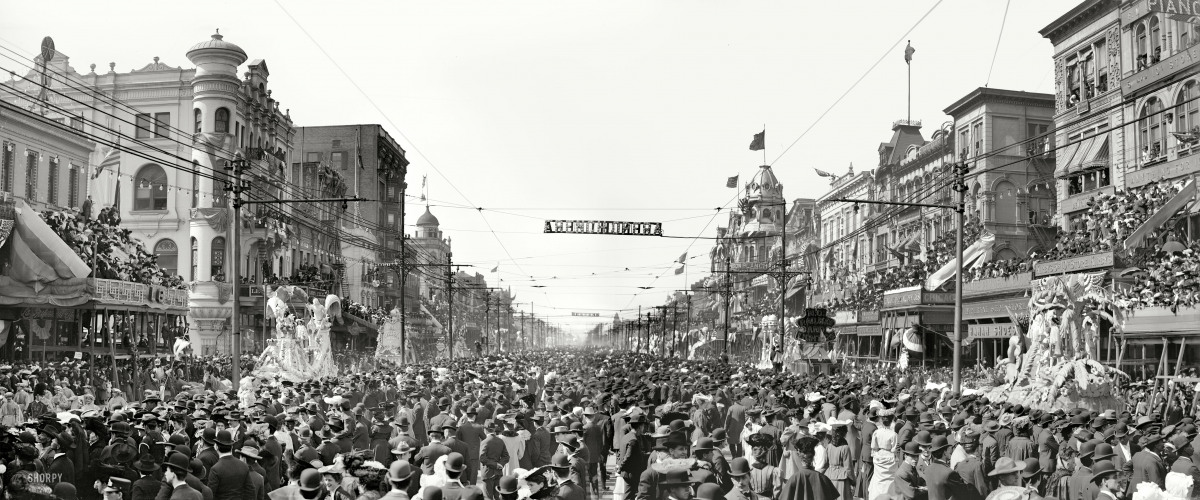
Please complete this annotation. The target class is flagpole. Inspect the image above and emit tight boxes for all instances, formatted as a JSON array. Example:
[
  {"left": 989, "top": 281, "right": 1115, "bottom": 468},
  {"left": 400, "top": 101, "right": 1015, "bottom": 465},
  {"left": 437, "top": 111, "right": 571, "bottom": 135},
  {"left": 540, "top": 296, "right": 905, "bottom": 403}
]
[
  {"left": 762, "top": 125, "right": 767, "bottom": 166},
  {"left": 907, "top": 41, "right": 912, "bottom": 123}
]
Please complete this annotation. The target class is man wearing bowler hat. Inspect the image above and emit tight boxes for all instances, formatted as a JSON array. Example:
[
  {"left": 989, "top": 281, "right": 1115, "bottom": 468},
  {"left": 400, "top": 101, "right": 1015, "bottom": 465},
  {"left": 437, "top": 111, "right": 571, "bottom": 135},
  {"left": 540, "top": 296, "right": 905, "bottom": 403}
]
[
  {"left": 924, "top": 436, "right": 982, "bottom": 500},
  {"left": 481, "top": 419, "right": 511, "bottom": 500},
  {"left": 1130, "top": 432, "right": 1166, "bottom": 489},
  {"left": 1090, "top": 460, "right": 1122, "bottom": 500},
  {"left": 206, "top": 429, "right": 250, "bottom": 500},
  {"left": 163, "top": 451, "right": 203, "bottom": 500}
]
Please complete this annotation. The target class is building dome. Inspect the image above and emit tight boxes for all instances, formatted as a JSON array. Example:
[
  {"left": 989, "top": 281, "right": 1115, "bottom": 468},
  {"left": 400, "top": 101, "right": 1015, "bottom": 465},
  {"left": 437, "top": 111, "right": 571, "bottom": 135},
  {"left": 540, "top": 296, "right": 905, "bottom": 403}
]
[
  {"left": 417, "top": 206, "right": 440, "bottom": 226},
  {"left": 186, "top": 32, "right": 247, "bottom": 61},
  {"left": 745, "top": 165, "right": 784, "bottom": 200}
]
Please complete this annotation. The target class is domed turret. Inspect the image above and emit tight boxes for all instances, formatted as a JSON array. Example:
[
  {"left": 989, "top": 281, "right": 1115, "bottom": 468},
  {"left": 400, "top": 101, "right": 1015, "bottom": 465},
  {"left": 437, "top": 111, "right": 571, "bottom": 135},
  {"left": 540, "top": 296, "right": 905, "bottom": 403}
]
[
  {"left": 739, "top": 165, "right": 786, "bottom": 236},
  {"left": 417, "top": 206, "right": 440, "bottom": 227},
  {"left": 186, "top": 31, "right": 248, "bottom": 79}
]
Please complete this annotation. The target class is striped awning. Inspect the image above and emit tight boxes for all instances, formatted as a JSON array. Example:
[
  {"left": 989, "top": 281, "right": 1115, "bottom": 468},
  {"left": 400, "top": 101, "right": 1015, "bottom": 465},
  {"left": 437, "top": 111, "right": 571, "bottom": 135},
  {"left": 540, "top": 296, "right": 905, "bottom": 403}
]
[
  {"left": 1069, "top": 134, "right": 1109, "bottom": 175},
  {"left": 1054, "top": 138, "right": 1087, "bottom": 178}
]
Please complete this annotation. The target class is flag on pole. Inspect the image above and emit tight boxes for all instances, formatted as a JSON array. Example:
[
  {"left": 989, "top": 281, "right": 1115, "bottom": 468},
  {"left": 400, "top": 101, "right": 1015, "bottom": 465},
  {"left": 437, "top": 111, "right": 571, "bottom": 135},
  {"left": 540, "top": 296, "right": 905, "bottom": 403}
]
[
  {"left": 490, "top": 265, "right": 498, "bottom": 273},
  {"left": 677, "top": 252, "right": 687, "bottom": 264},
  {"left": 674, "top": 266, "right": 684, "bottom": 275},
  {"left": 726, "top": 175, "right": 738, "bottom": 188},
  {"left": 905, "top": 41, "right": 915, "bottom": 64},
  {"left": 814, "top": 169, "right": 836, "bottom": 178},
  {"left": 749, "top": 131, "right": 765, "bottom": 151}
]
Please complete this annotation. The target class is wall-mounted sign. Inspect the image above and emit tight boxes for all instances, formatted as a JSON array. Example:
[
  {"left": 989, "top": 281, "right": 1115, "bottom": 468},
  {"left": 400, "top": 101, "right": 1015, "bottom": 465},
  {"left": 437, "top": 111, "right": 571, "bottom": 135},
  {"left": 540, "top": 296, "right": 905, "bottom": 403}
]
[
  {"left": 1033, "top": 252, "right": 1115, "bottom": 277},
  {"left": 751, "top": 275, "right": 770, "bottom": 287},
  {"left": 544, "top": 220, "right": 662, "bottom": 236},
  {"left": 967, "top": 323, "right": 1019, "bottom": 339},
  {"left": 570, "top": 312, "right": 599, "bottom": 317}
]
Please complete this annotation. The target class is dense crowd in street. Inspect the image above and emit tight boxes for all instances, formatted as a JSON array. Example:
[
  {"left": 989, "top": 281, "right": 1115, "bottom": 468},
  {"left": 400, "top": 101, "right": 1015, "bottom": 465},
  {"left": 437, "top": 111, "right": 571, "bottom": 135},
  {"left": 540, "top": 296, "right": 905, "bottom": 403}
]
[{"left": 0, "top": 349, "right": 1196, "bottom": 500}]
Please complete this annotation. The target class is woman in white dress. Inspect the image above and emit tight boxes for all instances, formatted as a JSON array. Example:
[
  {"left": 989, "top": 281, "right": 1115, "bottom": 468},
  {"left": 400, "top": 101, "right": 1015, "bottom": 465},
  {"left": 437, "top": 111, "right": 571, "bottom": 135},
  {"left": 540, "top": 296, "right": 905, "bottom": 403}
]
[
  {"left": 867, "top": 409, "right": 898, "bottom": 500},
  {"left": 499, "top": 418, "right": 529, "bottom": 474}
]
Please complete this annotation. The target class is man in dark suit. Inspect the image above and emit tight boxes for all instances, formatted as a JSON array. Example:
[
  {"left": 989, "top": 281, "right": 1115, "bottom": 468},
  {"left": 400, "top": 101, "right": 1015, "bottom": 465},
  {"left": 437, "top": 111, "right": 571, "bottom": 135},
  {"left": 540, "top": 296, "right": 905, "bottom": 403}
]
[
  {"left": 1130, "top": 433, "right": 1167, "bottom": 488},
  {"left": 457, "top": 407, "right": 487, "bottom": 485},
  {"left": 925, "top": 436, "right": 983, "bottom": 500},
  {"left": 441, "top": 453, "right": 484, "bottom": 500},
  {"left": 162, "top": 452, "right": 204, "bottom": 500},
  {"left": 582, "top": 407, "right": 610, "bottom": 491},
  {"left": 1038, "top": 421, "right": 1060, "bottom": 476},
  {"left": 480, "top": 420, "right": 511, "bottom": 500},
  {"left": 442, "top": 423, "right": 470, "bottom": 469},
  {"left": 725, "top": 397, "right": 748, "bottom": 459},
  {"left": 617, "top": 413, "right": 650, "bottom": 500},
  {"left": 133, "top": 453, "right": 166, "bottom": 500},
  {"left": 239, "top": 445, "right": 266, "bottom": 500},
  {"left": 550, "top": 453, "right": 586, "bottom": 500},
  {"left": 205, "top": 430, "right": 250, "bottom": 500},
  {"left": 413, "top": 428, "right": 452, "bottom": 476},
  {"left": 430, "top": 398, "right": 456, "bottom": 433},
  {"left": 45, "top": 432, "right": 76, "bottom": 486}
]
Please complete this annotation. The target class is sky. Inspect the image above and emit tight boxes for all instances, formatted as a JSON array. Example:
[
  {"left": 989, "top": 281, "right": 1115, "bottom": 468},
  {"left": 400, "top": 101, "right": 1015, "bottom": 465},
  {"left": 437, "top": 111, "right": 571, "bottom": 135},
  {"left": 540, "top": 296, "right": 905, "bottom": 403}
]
[{"left": 0, "top": 0, "right": 1070, "bottom": 334}]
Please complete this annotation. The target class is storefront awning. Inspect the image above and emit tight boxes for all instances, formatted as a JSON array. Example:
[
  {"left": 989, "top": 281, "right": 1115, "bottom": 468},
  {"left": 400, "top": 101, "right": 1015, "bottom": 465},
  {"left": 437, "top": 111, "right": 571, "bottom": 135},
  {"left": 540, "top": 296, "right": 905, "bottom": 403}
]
[
  {"left": 1124, "top": 179, "right": 1196, "bottom": 250},
  {"left": 1054, "top": 137, "right": 1090, "bottom": 178},
  {"left": 1069, "top": 135, "right": 1109, "bottom": 175}
]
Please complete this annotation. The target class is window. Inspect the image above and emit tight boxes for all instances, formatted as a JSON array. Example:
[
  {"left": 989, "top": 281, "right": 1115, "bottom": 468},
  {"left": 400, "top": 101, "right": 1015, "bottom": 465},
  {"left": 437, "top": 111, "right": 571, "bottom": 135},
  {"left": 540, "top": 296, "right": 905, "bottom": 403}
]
[
  {"left": 1137, "top": 23, "right": 1149, "bottom": 71},
  {"left": 135, "top": 113, "right": 170, "bottom": 139},
  {"left": 1181, "top": 20, "right": 1195, "bottom": 50},
  {"left": 191, "top": 163, "right": 199, "bottom": 208},
  {"left": 47, "top": 157, "right": 58, "bottom": 206},
  {"left": 194, "top": 108, "right": 202, "bottom": 134},
  {"left": 25, "top": 150, "right": 37, "bottom": 201},
  {"left": 1140, "top": 97, "right": 1167, "bottom": 163},
  {"left": 305, "top": 152, "right": 321, "bottom": 163},
  {"left": 332, "top": 151, "right": 346, "bottom": 169},
  {"left": 154, "top": 239, "right": 178, "bottom": 276},
  {"left": 215, "top": 108, "right": 230, "bottom": 134},
  {"left": 1093, "top": 39, "right": 1108, "bottom": 95},
  {"left": 211, "top": 237, "right": 226, "bottom": 279},
  {"left": 190, "top": 238, "right": 198, "bottom": 281},
  {"left": 68, "top": 166, "right": 79, "bottom": 208},
  {"left": 2, "top": 142, "right": 12, "bottom": 193},
  {"left": 972, "top": 121, "right": 983, "bottom": 157},
  {"left": 235, "top": 122, "right": 242, "bottom": 148},
  {"left": 133, "top": 164, "right": 168, "bottom": 210},
  {"left": 1178, "top": 81, "right": 1200, "bottom": 141},
  {"left": 1151, "top": 17, "right": 1162, "bottom": 63},
  {"left": 213, "top": 178, "right": 227, "bottom": 207},
  {"left": 1027, "top": 123, "right": 1051, "bottom": 155}
]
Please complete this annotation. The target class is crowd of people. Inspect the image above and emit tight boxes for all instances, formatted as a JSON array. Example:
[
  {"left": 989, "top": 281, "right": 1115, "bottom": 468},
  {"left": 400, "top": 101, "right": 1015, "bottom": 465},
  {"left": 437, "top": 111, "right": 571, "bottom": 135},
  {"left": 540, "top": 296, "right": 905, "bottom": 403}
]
[
  {"left": 0, "top": 348, "right": 1194, "bottom": 500},
  {"left": 1116, "top": 241, "right": 1200, "bottom": 312},
  {"left": 1042, "top": 180, "right": 1183, "bottom": 262}
]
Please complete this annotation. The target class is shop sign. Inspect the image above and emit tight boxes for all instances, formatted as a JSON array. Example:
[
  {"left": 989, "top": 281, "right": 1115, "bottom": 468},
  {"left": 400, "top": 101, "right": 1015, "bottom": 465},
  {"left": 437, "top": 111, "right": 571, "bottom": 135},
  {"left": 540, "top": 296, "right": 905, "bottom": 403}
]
[
  {"left": 570, "top": 312, "right": 599, "bottom": 317},
  {"left": 883, "top": 288, "right": 955, "bottom": 308},
  {"left": 967, "top": 323, "right": 1019, "bottom": 339},
  {"left": 544, "top": 220, "right": 662, "bottom": 236},
  {"left": 1060, "top": 185, "right": 1116, "bottom": 214},
  {"left": 963, "top": 272, "right": 1032, "bottom": 298},
  {"left": 699, "top": 310, "right": 719, "bottom": 320},
  {"left": 1125, "top": 154, "right": 1200, "bottom": 187},
  {"left": 1148, "top": 0, "right": 1200, "bottom": 24},
  {"left": 963, "top": 298, "right": 1030, "bottom": 320},
  {"left": 751, "top": 275, "right": 770, "bottom": 287},
  {"left": 857, "top": 325, "right": 882, "bottom": 336},
  {"left": 1033, "top": 252, "right": 1115, "bottom": 277},
  {"left": 858, "top": 311, "right": 879, "bottom": 323},
  {"left": 1122, "top": 36, "right": 1200, "bottom": 96}
]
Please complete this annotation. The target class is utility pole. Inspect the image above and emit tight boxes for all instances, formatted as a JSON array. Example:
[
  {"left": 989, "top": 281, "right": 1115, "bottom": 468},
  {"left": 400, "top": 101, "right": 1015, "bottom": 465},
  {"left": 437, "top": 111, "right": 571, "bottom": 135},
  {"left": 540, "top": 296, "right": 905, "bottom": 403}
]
[
  {"left": 519, "top": 311, "right": 526, "bottom": 351},
  {"left": 226, "top": 153, "right": 247, "bottom": 390},
  {"left": 952, "top": 157, "right": 970, "bottom": 393}
]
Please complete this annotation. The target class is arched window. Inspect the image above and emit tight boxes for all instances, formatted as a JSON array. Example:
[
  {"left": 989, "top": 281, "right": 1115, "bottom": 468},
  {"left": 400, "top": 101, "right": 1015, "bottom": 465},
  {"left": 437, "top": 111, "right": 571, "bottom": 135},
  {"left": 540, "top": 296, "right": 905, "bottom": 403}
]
[
  {"left": 1141, "top": 97, "right": 1166, "bottom": 160},
  {"left": 1137, "top": 24, "right": 1149, "bottom": 70},
  {"left": 211, "top": 236, "right": 226, "bottom": 280},
  {"left": 133, "top": 164, "right": 168, "bottom": 211},
  {"left": 154, "top": 239, "right": 178, "bottom": 276},
  {"left": 215, "top": 108, "right": 230, "bottom": 134},
  {"left": 190, "top": 237, "right": 198, "bottom": 281},
  {"left": 1178, "top": 81, "right": 1199, "bottom": 136},
  {"left": 193, "top": 108, "right": 202, "bottom": 134},
  {"left": 1151, "top": 17, "right": 1163, "bottom": 63}
]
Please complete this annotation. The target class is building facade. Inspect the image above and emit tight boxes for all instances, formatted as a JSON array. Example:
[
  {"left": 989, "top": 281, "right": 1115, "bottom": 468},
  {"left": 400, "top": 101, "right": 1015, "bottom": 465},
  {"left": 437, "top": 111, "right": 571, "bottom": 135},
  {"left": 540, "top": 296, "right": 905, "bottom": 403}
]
[
  {"left": 12, "top": 33, "right": 316, "bottom": 354},
  {"left": 294, "top": 125, "right": 409, "bottom": 311}
]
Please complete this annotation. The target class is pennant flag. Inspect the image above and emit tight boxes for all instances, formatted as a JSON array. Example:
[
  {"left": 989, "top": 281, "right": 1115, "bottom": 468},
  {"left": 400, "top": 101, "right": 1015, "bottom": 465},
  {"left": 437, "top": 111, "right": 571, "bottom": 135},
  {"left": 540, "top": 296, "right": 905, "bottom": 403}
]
[
  {"left": 814, "top": 169, "right": 836, "bottom": 178},
  {"left": 421, "top": 174, "right": 426, "bottom": 189},
  {"left": 749, "top": 131, "right": 765, "bottom": 151},
  {"left": 677, "top": 252, "right": 687, "bottom": 264},
  {"left": 726, "top": 175, "right": 738, "bottom": 188},
  {"left": 905, "top": 41, "right": 915, "bottom": 64},
  {"left": 490, "top": 265, "right": 498, "bottom": 273},
  {"left": 674, "top": 266, "right": 684, "bottom": 275}
]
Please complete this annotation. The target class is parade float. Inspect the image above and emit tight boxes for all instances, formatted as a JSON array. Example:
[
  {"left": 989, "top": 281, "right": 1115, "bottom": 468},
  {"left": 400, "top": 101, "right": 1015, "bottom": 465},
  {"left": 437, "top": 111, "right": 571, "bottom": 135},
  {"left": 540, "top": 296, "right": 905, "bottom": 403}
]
[
  {"left": 251, "top": 285, "right": 338, "bottom": 382},
  {"left": 375, "top": 308, "right": 404, "bottom": 363},
  {"left": 987, "top": 271, "right": 1126, "bottom": 410}
]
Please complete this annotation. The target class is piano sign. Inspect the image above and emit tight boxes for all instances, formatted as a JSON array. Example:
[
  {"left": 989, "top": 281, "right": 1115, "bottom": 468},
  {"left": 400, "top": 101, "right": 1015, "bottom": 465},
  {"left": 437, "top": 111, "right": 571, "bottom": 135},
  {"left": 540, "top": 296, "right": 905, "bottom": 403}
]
[{"left": 544, "top": 220, "right": 663, "bottom": 236}]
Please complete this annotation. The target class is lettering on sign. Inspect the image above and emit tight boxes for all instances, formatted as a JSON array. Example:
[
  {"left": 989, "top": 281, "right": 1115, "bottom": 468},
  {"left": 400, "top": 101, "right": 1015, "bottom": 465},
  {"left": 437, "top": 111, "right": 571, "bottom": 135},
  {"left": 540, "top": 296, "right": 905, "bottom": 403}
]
[
  {"left": 963, "top": 298, "right": 1031, "bottom": 320},
  {"left": 1123, "top": 41, "right": 1200, "bottom": 96},
  {"left": 570, "top": 312, "right": 599, "bottom": 317},
  {"left": 1126, "top": 155, "right": 1200, "bottom": 187},
  {"left": 1033, "top": 252, "right": 1115, "bottom": 277},
  {"left": 834, "top": 311, "right": 858, "bottom": 325},
  {"left": 967, "top": 323, "right": 1019, "bottom": 339},
  {"left": 1148, "top": 0, "right": 1200, "bottom": 22},
  {"left": 857, "top": 325, "right": 882, "bottom": 336},
  {"left": 883, "top": 289, "right": 955, "bottom": 308},
  {"left": 544, "top": 220, "right": 662, "bottom": 236},
  {"left": 751, "top": 275, "right": 770, "bottom": 287},
  {"left": 858, "top": 311, "right": 880, "bottom": 323},
  {"left": 963, "top": 272, "right": 1032, "bottom": 297}
]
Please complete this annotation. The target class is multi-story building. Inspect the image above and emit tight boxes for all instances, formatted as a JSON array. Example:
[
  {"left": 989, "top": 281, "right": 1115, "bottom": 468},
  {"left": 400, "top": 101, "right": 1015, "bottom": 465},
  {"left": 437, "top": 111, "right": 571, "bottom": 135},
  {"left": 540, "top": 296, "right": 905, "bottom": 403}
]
[
  {"left": 294, "top": 125, "right": 409, "bottom": 311},
  {"left": 12, "top": 32, "right": 312, "bottom": 354},
  {"left": 0, "top": 100, "right": 91, "bottom": 213},
  {"left": 815, "top": 164, "right": 873, "bottom": 282}
]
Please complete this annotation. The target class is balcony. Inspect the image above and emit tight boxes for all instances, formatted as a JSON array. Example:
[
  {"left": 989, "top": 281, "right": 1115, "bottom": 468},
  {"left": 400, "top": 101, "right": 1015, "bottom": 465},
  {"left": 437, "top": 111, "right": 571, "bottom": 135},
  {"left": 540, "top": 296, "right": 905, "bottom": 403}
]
[
  {"left": 962, "top": 272, "right": 1031, "bottom": 298},
  {"left": 1123, "top": 42, "right": 1200, "bottom": 97}
]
